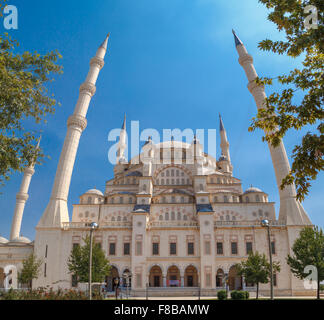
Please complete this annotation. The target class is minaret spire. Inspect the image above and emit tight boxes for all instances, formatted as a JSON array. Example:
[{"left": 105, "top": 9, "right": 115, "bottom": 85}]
[
  {"left": 10, "top": 137, "right": 41, "bottom": 240},
  {"left": 117, "top": 114, "right": 127, "bottom": 163},
  {"left": 233, "top": 30, "right": 311, "bottom": 225},
  {"left": 37, "top": 34, "right": 109, "bottom": 228},
  {"left": 218, "top": 114, "right": 233, "bottom": 174}
]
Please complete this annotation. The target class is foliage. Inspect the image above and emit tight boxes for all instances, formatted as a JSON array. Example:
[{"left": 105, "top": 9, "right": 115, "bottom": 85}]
[
  {"left": 0, "top": 0, "right": 63, "bottom": 187},
  {"left": 249, "top": 0, "right": 324, "bottom": 201},
  {"left": 217, "top": 290, "right": 228, "bottom": 300},
  {"left": 0, "top": 287, "right": 103, "bottom": 300},
  {"left": 236, "top": 251, "right": 281, "bottom": 299},
  {"left": 230, "top": 290, "right": 249, "bottom": 300},
  {"left": 18, "top": 254, "right": 42, "bottom": 288},
  {"left": 287, "top": 226, "right": 324, "bottom": 299},
  {"left": 67, "top": 235, "right": 111, "bottom": 283}
]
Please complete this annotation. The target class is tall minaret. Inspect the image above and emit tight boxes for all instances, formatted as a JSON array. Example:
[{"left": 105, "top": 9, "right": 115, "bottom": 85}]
[
  {"left": 232, "top": 30, "right": 311, "bottom": 225},
  {"left": 116, "top": 114, "right": 127, "bottom": 163},
  {"left": 10, "top": 137, "right": 41, "bottom": 240},
  {"left": 37, "top": 34, "right": 110, "bottom": 228},
  {"left": 219, "top": 114, "right": 233, "bottom": 173}
]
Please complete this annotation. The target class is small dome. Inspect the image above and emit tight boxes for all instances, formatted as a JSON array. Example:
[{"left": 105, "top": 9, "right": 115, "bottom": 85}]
[
  {"left": 244, "top": 187, "right": 263, "bottom": 194},
  {"left": 0, "top": 236, "right": 9, "bottom": 244},
  {"left": 85, "top": 189, "right": 104, "bottom": 196},
  {"left": 11, "top": 236, "right": 32, "bottom": 244}
]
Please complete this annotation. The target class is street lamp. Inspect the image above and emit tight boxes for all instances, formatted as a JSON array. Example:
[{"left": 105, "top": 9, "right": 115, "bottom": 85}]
[
  {"left": 89, "top": 222, "right": 98, "bottom": 301},
  {"left": 261, "top": 219, "right": 274, "bottom": 300}
]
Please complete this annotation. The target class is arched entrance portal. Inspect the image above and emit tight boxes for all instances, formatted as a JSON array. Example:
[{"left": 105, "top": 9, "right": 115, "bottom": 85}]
[
  {"left": 184, "top": 266, "right": 198, "bottom": 287},
  {"left": 228, "top": 265, "right": 242, "bottom": 291},
  {"left": 149, "top": 266, "right": 163, "bottom": 287},
  {"left": 106, "top": 266, "right": 119, "bottom": 292},
  {"left": 0, "top": 268, "right": 4, "bottom": 288},
  {"left": 167, "top": 266, "right": 180, "bottom": 287},
  {"left": 216, "top": 269, "right": 224, "bottom": 287}
]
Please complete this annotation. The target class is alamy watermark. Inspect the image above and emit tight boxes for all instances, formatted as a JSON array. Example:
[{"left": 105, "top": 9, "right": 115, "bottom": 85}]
[
  {"left": 2, "top": 5, "right": 18, "bottom": 30},
  {"left": 304, "top": 5, "right": 318, "bottom": 30},
  {"left": 107, "top": 121, "right": 217, "bottom": 166}
]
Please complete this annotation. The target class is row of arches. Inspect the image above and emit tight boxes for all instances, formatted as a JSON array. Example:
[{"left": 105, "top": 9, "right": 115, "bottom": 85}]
[{"left": 103, "top": 265, "right": 243, "bottom": 291}]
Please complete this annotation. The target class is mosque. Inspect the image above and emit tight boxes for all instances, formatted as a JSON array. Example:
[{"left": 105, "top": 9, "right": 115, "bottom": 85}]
[{"left": 0, "top": 31, "right": 314, "bottom": 296}]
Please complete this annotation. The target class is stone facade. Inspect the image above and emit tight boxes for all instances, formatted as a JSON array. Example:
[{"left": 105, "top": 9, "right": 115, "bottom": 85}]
[{"left": 0, "top": 32, "right": 315, "bottom": 297}]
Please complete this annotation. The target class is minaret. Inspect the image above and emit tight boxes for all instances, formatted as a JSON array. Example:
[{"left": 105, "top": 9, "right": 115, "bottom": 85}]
[
  {"left": 10, "top": 137, "right": 41, "bottom": 240},
  {"left": 37, "top": 34, "right": 110, "bottom": 228},
  {"left": 219, "top": 114, "right": 233, "bottom": 173},
  {"left": 232, "top": 30, "right": 311, "bottom": 225},
  {"left": 116, "top": 114, "right": 127, "bottom": 163}
]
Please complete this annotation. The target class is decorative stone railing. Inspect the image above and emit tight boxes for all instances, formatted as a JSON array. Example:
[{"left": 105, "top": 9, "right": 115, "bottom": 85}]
[
  {"left": 62, "top": 221, "right": 132, "bottom": 230},
  {"left": 148, "top": 221, "right": 199, "bottom": 228},
  {"left": 214, "top": 220, "right": 286, "bottom": 227}
]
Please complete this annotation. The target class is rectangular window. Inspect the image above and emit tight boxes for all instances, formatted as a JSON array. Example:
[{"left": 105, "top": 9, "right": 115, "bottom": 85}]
[
  {"left": 205, "top": 273, "right": 211, "bottom": 287},
  {"left": 271, "top": 241, "right": 276, "bottom": 255},
  {"left": 124, "top": 243, "right": 130, "bottom": 255},
  {"left": 109, "top": 243, "right": 116, "bottom": 255},
  {"left": 72, "top": 274, "right": 78, "bottom": 288},
  {"left": 136, "top": 274, "right": 142, "bottom": 288},
  {"left": 216, "top": 242, "right": 223, "bottom": 255},
  {"left": 273, "top": 274, "right": 277, "bottom": 287},
  {"left": 187, "top": 242, "right": 194, "bottom": 255},
  {"left": 136, "top": 241, "right": 142, "bottom": 256},
  {"left": 231, "top": 242, "right": 238, "bottom": 255},
  {"left": 205, "top": 241, "right": 211, "bottom": 255},
  {"left": 170, "top": 243, "right": 177, "bottom": 255},
  {"left": 246, "top": 242, "right": 253, "bottom": 254},
  {"left": 152, "top": 243, "right": 159, "bottom": 255}
]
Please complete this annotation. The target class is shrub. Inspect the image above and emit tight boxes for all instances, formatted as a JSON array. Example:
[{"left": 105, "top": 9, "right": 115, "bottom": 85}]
[
  {"left": 230, "top": 290, "right": 249, "bottom": 300},
  {"left": 217, "top": 290, "right": 227, "bottom": 300}
]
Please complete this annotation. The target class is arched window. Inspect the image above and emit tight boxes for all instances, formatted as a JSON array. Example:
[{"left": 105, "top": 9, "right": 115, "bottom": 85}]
[
  {"left": 171, "top": 212, "right": 175, "bottom": 220},
  {"left": 166, "top": 171, "right": 170, "bottom": 177},
  {"left": 112, "top": 217, "right": 115, "bottom": 221},
  {"left": 224, "top": 195, "right": 228, "bottom": 203},
  {"left": 85, "top": 211, "right": 89, "bottom": 218},
  {"left": 123, "top": 216, "right": 127, "bottom": 221},
  {"left": 162, "top": 196, "right": 166, "bottom": 204},
  {"left": 171, "top": 196, "right": 176, "bottom": 203},
  {"left": 161, "top": 179, "right": 165, "bottom": 185},
  {"left": 181, "top": 178, "right": 185, "bottom": 185},
  {"left": 142, "top": 184, "right": 147, "bottom": 192},
  {"left": 159, "top": 215, "right": 163, "bottom": 221},
  {"left": 199, "top": 184, "right": 204, "bottom": 191},
  {"left": 183, "top": 215, "right": 188, "bottom": 221},
  {"left": 129, "top": 197, "right": 133, "bottom": 204},
  {"left": 256, "top": 195, "right": 260, "bottom": 202},
  {"left": 226, "top": 215, "right": 230, "bottom": 221},
  {"left": 87, "top": 197, "right": 92, "bottom": 204},
  {"left": 181, "top": 196, "right": 185, "bottom": 203},
  {"left": 120, "top": 197, "right": 123, "bottom": 204},
  {"left": 111, "top": 198, "right": 114, "bottom": 204},
  {"left": 177, "top": 212, "right": 181, "bottom": 220},
  {"left": 245, "top": 196, "right": 249, "bottom": 203},
  {"left": 165, "top": 212, "right": 169, "bottom": 220},
  {"left": 214, "top": 196, "right": 218, "bottom": 203},
  {"left": 117, "top": 216, "right": 121, "bottom": 222},
  {"left": 258, "top": 209, "right": 263, "bottom": 217}
]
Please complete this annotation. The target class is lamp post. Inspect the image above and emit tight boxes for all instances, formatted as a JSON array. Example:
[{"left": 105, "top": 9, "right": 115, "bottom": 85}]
[
  {"left": 88, "top": 222, "right": 98, "bottom": 301},
  {"left": 261, "top": 219, "right": 274, "bottom": 300}
]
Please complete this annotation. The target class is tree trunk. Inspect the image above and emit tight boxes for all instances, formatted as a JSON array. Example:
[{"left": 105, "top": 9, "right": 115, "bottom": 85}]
[{"left": 256, "top": 283, "right": 259, "bottom": 300}]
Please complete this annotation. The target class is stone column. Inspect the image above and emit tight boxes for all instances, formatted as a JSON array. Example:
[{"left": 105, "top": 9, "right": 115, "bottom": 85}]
[{"left": 163, "top": 275, "right": 167, "bottom": 287}]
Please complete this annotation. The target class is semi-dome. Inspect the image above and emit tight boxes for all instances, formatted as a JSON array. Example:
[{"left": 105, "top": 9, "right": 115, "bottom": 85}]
[
  {"left": 0, "top": 236, "right": 9, "bottom": 244},
  {"left": 10, "top": 236, "right": 32, "bottom": 244},
  {"left": 244, "top": 186, "right": 263, "bottom": 194},
  {"left": 85, "top": 189, "right": 104, "bottom": 196}
]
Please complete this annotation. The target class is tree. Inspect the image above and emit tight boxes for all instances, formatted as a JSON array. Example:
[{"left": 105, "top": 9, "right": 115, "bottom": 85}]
[
  {"left": 249, "top": 0, "right": 323, "bottom": 202},
  {"left": 18, "top": 254, "right": 42, "bottom": 289},
  {"left": 236, "top": 251, "right": 281, "bottom": 299},
  {"left": 0, "top": 0, "right": 63, "bottom": 187},
  {"left": 67, "top": 236, "right": 111, "bottom": 284},
  {"left": 287, "top": 226, "right": 324, "bottom": 299}
]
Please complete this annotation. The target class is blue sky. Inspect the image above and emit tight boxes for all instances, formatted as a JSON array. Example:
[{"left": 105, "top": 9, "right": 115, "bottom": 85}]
[{"left": 0, "top": 0, "right": 323, "bottom": 239}]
